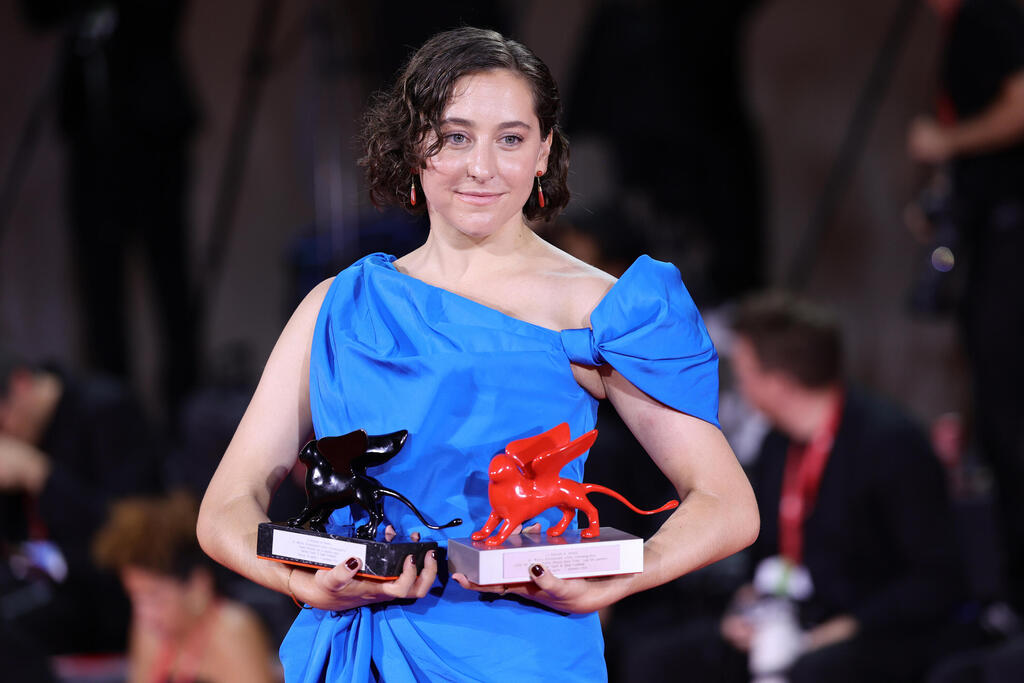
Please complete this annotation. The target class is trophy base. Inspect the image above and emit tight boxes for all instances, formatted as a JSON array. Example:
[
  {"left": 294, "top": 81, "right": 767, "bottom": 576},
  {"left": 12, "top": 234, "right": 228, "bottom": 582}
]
[
  {"left": 447, "top": 527, "right": 643, "bottom": 585},
  {"left": 256, "top": 522, "right": 436, "bottom": 580}
]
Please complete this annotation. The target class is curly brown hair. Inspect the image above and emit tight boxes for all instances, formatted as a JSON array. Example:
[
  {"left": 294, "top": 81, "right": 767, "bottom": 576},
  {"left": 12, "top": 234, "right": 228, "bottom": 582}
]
[
  {"left": 359, "top": 26, "right": 570, "bottom": 222},
  {"left": 92, "top": 490, "right": 208, "bottom": 579}
]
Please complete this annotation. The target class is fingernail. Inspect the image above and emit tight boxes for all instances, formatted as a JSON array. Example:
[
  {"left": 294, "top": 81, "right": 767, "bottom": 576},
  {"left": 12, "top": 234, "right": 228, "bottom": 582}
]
[
  {"left": 430, "top": 550, "right": 437, "bottom": 560},
  {"left": 346, "top": 557, "right": 359, "bottom": 570},
  {"left": 530, "top": 564, "right": 544, "bottom": 577}
]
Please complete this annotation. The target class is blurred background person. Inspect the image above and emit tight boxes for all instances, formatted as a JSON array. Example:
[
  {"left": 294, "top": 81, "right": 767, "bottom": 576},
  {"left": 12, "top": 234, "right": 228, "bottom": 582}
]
[
  {"left": 720, "top": 293, "right": 967, "bottom": 682},
  {"left": 0, "top": 346, "right": 165, "bottom": 670},
  {"left": 93, "top": 490, "right": 278, "bottom": 683},
  {"left": 907, "top": 0, "right": 1024, "bottom": 619},
  {"left": 19, "top": 0, "right": 201, "bottom": 423}
]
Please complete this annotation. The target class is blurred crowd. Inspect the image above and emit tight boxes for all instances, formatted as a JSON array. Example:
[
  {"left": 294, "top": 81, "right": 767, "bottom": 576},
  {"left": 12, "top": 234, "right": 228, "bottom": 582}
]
[{"left": 2, "top": 0, "right": 1022, "bottom": 681}]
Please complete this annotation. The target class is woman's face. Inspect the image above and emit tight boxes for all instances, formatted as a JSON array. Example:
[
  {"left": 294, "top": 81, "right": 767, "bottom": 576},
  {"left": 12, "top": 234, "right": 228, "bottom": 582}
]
[
  {"left": 418, "top": 69, "right": 551, "bottom": 239},
  {"left": 122, "top": 566, "right": 190, "bottom": 637}
]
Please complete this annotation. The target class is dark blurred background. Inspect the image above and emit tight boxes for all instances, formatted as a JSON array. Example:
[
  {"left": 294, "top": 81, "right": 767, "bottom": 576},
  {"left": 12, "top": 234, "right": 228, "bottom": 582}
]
[
  {"left": 3, "top": 0, "right": 1019, "bottom": 681},
  {"left": 0, "top": 0, "right": 967, "bottom": 422}
]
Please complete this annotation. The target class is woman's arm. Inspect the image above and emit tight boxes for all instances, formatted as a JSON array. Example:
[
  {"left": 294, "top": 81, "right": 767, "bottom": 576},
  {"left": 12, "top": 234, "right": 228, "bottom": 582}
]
[
  {"left": 454, "top": 366, "right": 759, "bottom": 613},
  {"left": 597, "top": 366, "right": 760, "bottom": 593},
  {"left": 196, "top": 279, "right": 437, "bottom": 610}
]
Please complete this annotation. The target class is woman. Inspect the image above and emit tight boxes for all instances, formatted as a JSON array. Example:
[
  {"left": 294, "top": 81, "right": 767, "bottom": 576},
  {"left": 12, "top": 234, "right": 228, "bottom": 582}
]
[
  {"left": 94, "top": 491, "right": 277, "bottom": 683},
  {"left": 197, "top": 27, "right": 758, "bottom": 682}
]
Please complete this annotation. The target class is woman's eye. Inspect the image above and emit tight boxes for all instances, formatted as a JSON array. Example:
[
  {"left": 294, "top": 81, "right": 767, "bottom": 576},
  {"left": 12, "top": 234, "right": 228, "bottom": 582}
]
[
  {"left": 501, "top": 135, "right": 523, "bottom": 146},
  {"left": 446, "top": 133, "right": 468, "bottom": 145}
]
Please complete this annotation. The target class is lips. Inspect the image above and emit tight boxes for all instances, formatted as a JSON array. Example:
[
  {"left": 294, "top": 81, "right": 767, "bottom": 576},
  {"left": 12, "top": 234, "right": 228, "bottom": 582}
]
[{"left": 454, "top": 190, "right": 504, "bottom": 206}]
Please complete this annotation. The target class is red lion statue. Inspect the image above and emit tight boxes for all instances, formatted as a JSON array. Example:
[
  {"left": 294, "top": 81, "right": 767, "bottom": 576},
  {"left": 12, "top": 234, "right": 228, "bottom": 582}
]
[{"left": 471, "top": 424, "right": 680, "bottom": 546}]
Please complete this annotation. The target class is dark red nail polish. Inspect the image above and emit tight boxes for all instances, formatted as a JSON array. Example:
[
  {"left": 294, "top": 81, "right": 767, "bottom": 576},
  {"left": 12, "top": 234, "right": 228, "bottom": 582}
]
[
  {"left": 346, "top": 557, "right": 359, "bottom": 570},
  {"left": 430, "top": 550, "right": 437, "bottom": 560},
  {"left": 530, "top": 564, "right": 544, "bottom": 577}
]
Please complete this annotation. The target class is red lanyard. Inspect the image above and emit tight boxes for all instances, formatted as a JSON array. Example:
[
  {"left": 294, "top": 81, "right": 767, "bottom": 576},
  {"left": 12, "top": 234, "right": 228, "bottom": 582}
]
[
  {"left": 24, "top": 494, "right": 48, "bottom": 540},
  {"left": 778, "top": 392, "right": 845, "bottom": 566}
]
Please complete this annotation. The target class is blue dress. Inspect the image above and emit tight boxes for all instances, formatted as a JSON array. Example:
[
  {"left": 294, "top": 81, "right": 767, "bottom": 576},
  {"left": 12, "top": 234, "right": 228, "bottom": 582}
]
[{"left": 280, "top": 252, "right": 719, "bottom": 682}]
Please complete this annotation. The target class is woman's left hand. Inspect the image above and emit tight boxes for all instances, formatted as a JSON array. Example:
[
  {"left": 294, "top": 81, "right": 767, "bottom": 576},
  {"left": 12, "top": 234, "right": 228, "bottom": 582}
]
[
  {"left": 450, "top": 525, "right": 634, "bottom": 614},
  {"left": 451, "top": 561, "right": 632, "bottom": 614},
  {"left": 452, "top": 366, "right": 760, "bottom": 613}
]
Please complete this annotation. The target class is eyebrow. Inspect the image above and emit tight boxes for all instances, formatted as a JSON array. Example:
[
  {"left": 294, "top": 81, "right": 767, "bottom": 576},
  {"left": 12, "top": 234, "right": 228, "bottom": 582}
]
[{"left": 440, "top": 117, "right": 533, "bottom": 130}]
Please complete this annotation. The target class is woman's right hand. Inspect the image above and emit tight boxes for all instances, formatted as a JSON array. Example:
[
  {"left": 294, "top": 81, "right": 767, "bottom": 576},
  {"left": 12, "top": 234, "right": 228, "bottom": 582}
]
[{"left": 288, "top": 549, "right": 439, "bottom": 612}]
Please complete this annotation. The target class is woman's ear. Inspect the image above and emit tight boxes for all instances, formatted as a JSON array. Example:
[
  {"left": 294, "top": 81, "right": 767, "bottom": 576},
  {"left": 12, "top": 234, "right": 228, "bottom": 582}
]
[{"left": 536, "top": 131, "right": 553, "bottom": 175}]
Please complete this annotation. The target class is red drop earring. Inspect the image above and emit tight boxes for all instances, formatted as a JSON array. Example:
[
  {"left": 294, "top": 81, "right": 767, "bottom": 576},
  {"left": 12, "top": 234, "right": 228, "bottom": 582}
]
[
  {"left": 410, "top": 179, "right": 417, "bottom": 206},
  {"left": 535, "top": 172, "right": 545, "bottom": 208}
]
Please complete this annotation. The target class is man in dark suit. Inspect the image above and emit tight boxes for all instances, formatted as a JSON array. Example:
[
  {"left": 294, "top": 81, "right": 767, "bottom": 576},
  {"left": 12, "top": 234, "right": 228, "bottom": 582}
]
[{"left": 720, "top": 293, "right": 965, "bottom": 682}]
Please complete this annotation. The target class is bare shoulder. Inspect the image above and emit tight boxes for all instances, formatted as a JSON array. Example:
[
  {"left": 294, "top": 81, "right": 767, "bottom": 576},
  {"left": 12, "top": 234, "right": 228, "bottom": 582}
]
[
  {"left": 214, "top": 599, "right": 268, "bottom": 637},
  {"left": 207, "top": 600, "right": 272, "bottom": 660},
  {"left": 304, "top": 276, "right": 335, "bottom": 309},
  {"left": 267, "top": 275, "right": 334, "bottom": 353},
  {"left": 528, "top": 241, "right": 616, "bottom": 329},
  {"left": 284, "top": 276, "right": 335, "bottom": 335},
  {"left": 206, "top": 600, "right": 276, "bottom": 681}
]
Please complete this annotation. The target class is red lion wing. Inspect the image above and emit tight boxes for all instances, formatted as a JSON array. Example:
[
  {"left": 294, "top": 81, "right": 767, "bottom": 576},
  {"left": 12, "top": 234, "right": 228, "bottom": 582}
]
[
  {"left": 504, "top": 423, "right": 571, "bottom": 475},
  {"left": 529, "top": 429, "right": 598, "bottom": 486}
]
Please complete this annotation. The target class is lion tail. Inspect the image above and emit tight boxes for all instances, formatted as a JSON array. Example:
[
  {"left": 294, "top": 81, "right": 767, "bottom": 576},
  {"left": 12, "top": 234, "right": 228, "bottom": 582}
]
[
  {"left": 583, "top": 484, "right": 679, "bottom": 515},
  {"left": 375, "top": 488, "right": 463, "bottom": 530}
]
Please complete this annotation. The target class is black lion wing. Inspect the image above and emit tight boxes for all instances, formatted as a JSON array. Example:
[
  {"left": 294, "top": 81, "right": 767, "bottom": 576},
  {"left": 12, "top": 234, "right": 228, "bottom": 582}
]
[
  {"left": 315, "top": 430, "right": 369, "bottom": 477},
  {"left": 315, "top": 429, "right": 409, "bottom": 476},
  {"left": 356, "top": 430, "right": 409, "bottom": 474}
]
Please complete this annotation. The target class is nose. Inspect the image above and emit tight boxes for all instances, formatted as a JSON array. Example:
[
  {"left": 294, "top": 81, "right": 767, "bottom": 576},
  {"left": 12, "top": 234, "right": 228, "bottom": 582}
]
[{"left": 467, "top": 143, "right": 495, "bottom": 181}]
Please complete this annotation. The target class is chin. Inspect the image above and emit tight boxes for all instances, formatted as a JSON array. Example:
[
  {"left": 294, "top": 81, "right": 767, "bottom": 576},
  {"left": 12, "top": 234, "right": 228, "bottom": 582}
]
[
  {"left": 455, "top": 227, "right": 502, "bottom": 241},
  {"left": 444, "top": 210, "right": 523, "bottom": 239}
]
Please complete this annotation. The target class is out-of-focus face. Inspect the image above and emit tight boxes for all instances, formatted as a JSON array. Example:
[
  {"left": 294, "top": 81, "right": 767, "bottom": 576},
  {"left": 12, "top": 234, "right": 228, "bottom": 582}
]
[
  {"left": 0, "top": 371, "right": 35, "bottom": 442},
  {"left": 418, "top": 69, "right": 551, "bottom": 240},
  {"left": 729, "top": 336, "right": 784, "bottom": 421},
  {"left": 121, "top": 566, "right": 191, "bottom": 637}
]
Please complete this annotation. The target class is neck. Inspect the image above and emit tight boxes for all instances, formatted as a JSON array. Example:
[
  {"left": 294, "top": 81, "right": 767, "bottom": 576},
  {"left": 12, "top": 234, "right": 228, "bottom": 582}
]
[
  {"left": 185, "top": 595, "right": 215, "bottom": 631},
  {"left": 412, "top": 212, "right": 536, "bottom": 280},
  {"left": 169, "top": 590, "right": 216, "bottom": 644},
  {"left": 776, "top": 383, "right": 843, "bottom": 444}
]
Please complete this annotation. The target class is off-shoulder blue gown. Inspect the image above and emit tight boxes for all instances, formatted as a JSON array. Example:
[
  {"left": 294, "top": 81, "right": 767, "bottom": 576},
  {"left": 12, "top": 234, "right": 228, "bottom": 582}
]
[{"left": 280, "top": 252, "right": 719, "bottom": 682}]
